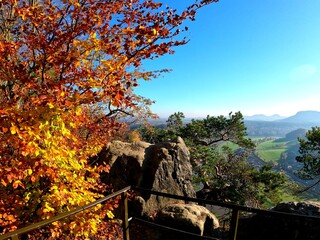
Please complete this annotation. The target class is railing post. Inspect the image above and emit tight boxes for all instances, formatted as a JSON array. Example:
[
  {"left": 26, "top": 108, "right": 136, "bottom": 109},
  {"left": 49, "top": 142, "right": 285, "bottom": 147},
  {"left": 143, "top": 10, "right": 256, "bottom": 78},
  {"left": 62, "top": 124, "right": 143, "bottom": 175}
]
[
  {"left": 121, "top": 192, "right": 130, "bottom": 240},
  {"left": 11, "top": 234, "right": 19, "bottom": 240},
  {"left": 229, "top": 208, "right": 240, "bottom": 240}
]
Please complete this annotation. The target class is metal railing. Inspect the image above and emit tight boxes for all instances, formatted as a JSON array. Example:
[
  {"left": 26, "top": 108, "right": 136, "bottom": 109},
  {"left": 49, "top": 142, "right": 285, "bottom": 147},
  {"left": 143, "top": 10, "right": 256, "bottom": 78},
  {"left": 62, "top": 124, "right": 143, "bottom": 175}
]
[
  {"left": 131, "top": 186, "right": 320, "bottom": 240},
  {"left": 2, "top": 185, "right": 320, "bottom": 240},
  {"left": 0, "top": 186, "right": 131, "bottom": 240}
]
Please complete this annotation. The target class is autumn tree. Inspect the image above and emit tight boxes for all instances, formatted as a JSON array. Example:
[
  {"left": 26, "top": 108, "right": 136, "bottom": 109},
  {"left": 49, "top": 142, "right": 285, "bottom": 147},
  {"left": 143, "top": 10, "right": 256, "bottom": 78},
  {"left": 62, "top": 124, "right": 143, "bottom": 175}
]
[{"left": 0, "top": 0, "right": 218, "bottom": 237}]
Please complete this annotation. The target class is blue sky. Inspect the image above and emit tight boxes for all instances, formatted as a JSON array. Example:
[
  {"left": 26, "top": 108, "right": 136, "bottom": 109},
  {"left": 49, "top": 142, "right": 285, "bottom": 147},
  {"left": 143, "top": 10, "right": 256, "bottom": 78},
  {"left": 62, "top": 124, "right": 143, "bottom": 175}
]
[{"left": 136, "top": 0, "right": 320, "bottom": 118}]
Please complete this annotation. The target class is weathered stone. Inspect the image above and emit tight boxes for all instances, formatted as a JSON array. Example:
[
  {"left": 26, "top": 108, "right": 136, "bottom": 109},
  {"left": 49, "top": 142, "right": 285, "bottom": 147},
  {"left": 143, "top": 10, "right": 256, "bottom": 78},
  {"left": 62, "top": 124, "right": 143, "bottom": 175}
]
[
  {"left": 271, "top": 201, "right": 320, "bottom": 216},
  {"left": 97, "top": 137, "right": 196, "bottom": 215},
  {"left": 157, "top": 203, "right": 220, "bottom": 236},
  {"left": 94, "top": 137, "right": 222, "bottom": 239}
]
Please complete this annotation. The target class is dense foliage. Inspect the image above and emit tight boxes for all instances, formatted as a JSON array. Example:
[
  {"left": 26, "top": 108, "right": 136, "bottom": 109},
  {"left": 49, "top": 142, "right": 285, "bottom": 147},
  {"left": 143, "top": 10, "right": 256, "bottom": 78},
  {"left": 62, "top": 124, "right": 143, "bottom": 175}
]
[
  {"left": 296, "top": 127, "right": 320, "bottom": 179},
  {"left": 0, "top": 0, "right": 218, "bottom": 237},
  {"left": 138, "top": 112, "right": 288, "bottom": 207}
]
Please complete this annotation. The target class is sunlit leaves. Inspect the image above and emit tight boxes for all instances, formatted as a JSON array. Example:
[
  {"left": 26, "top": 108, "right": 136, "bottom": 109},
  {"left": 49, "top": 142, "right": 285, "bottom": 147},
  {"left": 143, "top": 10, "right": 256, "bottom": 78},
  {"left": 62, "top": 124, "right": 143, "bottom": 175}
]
[{"left": 0, "top": 0, "right": 217, "bottom": 237}]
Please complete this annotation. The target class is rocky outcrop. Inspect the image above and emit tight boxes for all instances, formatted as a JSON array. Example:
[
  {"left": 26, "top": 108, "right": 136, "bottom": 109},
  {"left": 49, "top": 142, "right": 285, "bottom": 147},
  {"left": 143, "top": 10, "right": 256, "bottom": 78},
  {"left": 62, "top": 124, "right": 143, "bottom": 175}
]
[
  {"left": 157, "top": 204, "right": 220, "bottom": 236},
  {"left": 96, "top": 137, "right": 196, "bottom": 215},
  {"left": 95, "top": 137, "right": 222, "bottom": 239},
  {"left": 271, "top": 201, "right": 320, "bottom": 216}
]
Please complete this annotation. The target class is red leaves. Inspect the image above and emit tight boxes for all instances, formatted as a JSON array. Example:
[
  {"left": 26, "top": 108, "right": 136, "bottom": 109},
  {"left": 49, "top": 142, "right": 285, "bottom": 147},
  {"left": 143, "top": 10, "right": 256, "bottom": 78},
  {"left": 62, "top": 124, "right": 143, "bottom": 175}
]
[{"left": 0, "top": 0, "right": 218, "bottom": 237}]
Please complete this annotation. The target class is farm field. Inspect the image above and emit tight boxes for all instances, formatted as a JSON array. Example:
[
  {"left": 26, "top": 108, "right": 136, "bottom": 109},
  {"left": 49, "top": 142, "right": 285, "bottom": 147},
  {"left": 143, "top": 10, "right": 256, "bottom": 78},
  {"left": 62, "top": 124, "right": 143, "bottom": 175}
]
[{"left": 254, "top": 138, "right": 296, "bottom": 163}]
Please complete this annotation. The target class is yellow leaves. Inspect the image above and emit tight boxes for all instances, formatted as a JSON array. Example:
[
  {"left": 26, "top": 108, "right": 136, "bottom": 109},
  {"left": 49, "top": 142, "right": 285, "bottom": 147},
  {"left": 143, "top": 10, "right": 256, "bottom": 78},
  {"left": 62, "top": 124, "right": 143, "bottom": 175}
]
[
  {"left": 129, "top": 129, "right": 141, "bottom": 142},
  {"left": 1, "top": 179, "right": 7, "bottom": 187},
  {"left": 21, "top": 14, "right": 26, "bottom": 21},
  {"left": 75, "top": 60, "right": 81, "bottom": 68},
  {"left": 68, "top": 197, "right": 76, "bottom": 205},
  {"left": 61, "top": 121, "right": 71, "bottom": 136},
  {"left": 47, "top": 102, "right": 54, "bottom": 109},
  {"left": 24, "top": 192, "right": 31, "bottom": 201},
  {"left": 106, "top": 211, "right": 114, "bottom": 219},
  {"left": 12, "top": 180, "right": 24, "bottom": 189},
  {"left": 152, "top": 28, "right": 157, "bottom": 35},
  {"left": 35, "top": 149, "right": 41, "bottom": 157},
  {"left": 10, "top": 124, "right": 18, "bottom": 135},
  {"left": 90, "top": 32, "right": 97, "bottom": 39},
  {"left": 75, "top": 107, "right": 82, "bottom": 116},
  {"left": 0, "top": 0, "right": 174, "bottom": 236},
  {"left": 43, "top": 202, "right": 55, "bottom": 213},
  {"left": 25, "top": 169, "right": 33, "bottom": 176},
  {"left": 50, "top": 185, "right": 59, "bottom": 192},
  {"left": 72, "top": 1, "right": 81, "bottom": 7}
]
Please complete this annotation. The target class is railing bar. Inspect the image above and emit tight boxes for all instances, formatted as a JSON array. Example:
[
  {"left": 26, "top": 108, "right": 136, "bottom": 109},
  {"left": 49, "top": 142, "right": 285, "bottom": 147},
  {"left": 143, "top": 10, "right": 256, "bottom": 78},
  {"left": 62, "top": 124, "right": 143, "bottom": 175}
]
[
  {"left": 11, "top": 235, "right": 18, "bottom": 240},
  {"left": 229, "top": 209, "right": 240, "bottom": 240},
  {"left": 122, "top": 192, "right": 130, "bottom": 240},
  {"left": 132, "top": 186, "right": 320, "bottom": 220},
  {"left": 0, "top": 186, "right": 131, "bottom": 240},
  {"left": 132, "top": 217, "right": 221, "bottom": 240}
]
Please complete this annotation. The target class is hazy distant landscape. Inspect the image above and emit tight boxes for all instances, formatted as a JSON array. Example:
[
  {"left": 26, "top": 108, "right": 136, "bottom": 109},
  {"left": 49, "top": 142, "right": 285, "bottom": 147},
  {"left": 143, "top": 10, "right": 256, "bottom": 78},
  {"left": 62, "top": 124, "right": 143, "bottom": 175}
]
[
  {"left": 145, "top": 110, "right": 320, "bottom": 199},
  {"left": 244, "top": 110, "right": 320, "bottom": 136},
  {"left": 243, "top": 111, "right": 320, "bottom": 198}
]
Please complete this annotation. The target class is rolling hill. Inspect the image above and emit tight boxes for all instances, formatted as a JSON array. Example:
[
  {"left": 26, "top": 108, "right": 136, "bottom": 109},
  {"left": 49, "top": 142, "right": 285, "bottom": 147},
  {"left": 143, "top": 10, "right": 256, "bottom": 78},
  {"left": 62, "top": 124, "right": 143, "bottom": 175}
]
[{"left": 278, "top": 111, "right": 320, "bottom": 123}]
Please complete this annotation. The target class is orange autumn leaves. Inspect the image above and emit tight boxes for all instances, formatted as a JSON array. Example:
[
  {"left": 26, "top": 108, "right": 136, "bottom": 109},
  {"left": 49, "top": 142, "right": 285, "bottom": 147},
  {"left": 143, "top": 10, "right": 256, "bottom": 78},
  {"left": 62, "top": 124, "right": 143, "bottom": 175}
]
[{"left": 0, "top": 0, "right": 217, "bottom": 237}]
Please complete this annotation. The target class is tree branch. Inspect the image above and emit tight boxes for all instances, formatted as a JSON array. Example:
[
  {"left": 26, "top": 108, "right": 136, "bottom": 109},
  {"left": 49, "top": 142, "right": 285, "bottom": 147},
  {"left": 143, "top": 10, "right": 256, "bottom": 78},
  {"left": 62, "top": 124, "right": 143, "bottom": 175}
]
[{"left": 296, "top": 178, "right": 320, "bottom": 194}]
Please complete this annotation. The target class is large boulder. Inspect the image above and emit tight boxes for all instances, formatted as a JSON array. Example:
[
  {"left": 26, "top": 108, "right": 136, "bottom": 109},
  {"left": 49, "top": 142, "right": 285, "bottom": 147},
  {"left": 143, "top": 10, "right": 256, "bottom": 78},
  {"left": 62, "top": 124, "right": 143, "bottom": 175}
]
[
  {"left": 157, "top": 203, "right": 220, "bottom": 236},
  {"left": 97, "top": 137, "right": 196, "bottom": 215}
]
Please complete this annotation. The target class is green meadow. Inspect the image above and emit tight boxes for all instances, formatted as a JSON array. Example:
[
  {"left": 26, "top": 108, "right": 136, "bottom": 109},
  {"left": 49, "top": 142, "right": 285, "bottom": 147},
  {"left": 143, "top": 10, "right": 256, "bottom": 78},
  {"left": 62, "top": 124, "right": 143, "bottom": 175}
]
[{"left": 254, "top": 138, "right": 294, "bottom": 163}]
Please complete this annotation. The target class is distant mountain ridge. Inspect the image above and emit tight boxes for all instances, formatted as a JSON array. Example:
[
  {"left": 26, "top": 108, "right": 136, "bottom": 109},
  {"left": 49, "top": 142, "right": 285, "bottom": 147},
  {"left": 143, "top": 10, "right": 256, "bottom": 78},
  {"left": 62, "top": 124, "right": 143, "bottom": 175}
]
[
  {"left": 244, "top": 114, "right": 285, "bottom": 121},
  {"left": 243, "top": 111, "right": 320, "bottom": 137},
  {"left": 244, "top": 111, "right": 320, "bottom": 123},
  {"left": 278, "top": 111, "right": 320, "bottom": 123}
]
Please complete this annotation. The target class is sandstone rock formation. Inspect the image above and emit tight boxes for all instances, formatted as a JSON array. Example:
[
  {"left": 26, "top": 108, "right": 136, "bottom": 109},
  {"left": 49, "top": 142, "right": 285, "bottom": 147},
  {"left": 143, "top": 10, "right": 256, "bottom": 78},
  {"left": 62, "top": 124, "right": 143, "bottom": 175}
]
[
  {"left": 95, "top": 137, "right": 222, "bottom": 239},
  {"left": 96, "top": 137, "right": 196, "bottom": 215},
  {"left": 157, "top": 203, "right": 220, "bottom": 236}
]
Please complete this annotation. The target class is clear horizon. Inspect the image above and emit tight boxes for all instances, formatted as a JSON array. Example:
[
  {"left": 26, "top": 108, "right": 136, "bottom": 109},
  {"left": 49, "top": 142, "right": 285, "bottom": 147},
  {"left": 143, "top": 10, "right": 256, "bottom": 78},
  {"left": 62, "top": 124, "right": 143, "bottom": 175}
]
[
  {"left": 153, "top": 110, "right": 319, "bottom": 119},
  {"left": 135, "top": 0, "right": 320, "bottom": 119}
]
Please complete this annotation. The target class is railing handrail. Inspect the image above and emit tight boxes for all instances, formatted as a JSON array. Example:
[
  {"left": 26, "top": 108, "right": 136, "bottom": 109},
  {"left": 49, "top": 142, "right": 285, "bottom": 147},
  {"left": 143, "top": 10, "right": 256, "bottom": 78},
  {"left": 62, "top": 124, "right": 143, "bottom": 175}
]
[
  {"left": 132, "top": 186, "right": 320, "bottom": 221},
  {"left": 0, "top": 186, "right": 131, "bottom": 240},
  {"left": 2, "top": 185, "right": 320, "bottom": 240}
]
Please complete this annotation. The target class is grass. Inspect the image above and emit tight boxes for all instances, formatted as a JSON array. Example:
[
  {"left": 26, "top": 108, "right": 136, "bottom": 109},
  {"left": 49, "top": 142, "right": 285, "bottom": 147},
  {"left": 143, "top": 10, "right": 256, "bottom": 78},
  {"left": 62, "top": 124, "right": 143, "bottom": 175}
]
[
  {"left": 255, "top": 139, "right": 290, "bottom": 162},
  {"left": 222, "top": 142, "right": 239, "bottom": 151},
  {"left": 257, "top": 141, "right": 287, "bottom": 149},
  {"left": 280, "top": 191, "right": 301, "bottom": 202},
  {"left": 257, "top": 149, "right": 285, "bottom": 162}
]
